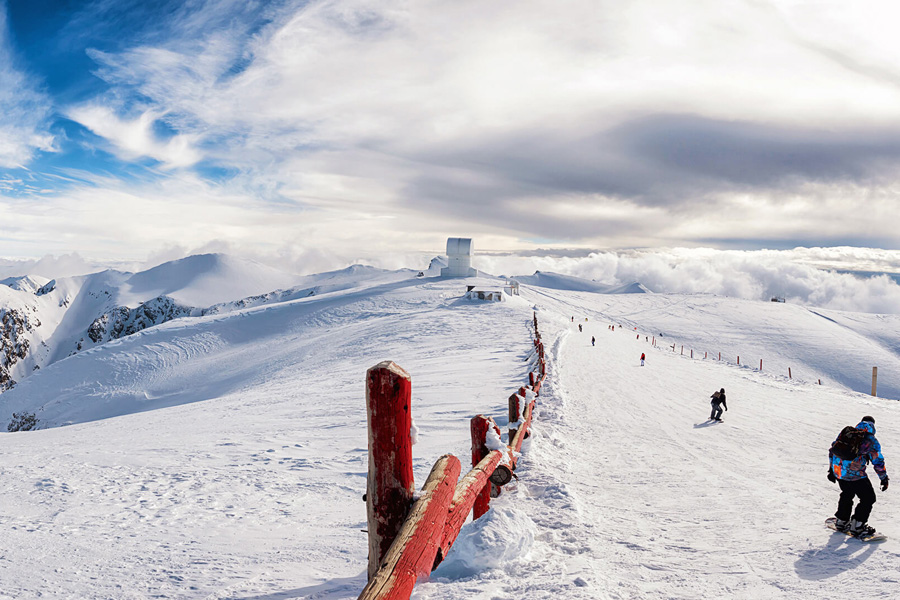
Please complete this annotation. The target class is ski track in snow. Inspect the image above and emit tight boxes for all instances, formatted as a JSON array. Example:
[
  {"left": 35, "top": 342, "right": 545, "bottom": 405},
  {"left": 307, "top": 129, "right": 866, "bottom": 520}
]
[
  {"left": 2, "top": 277, "right": 900, "bottom": 598},
  {"left": 419, "top": 289, "right": 900, "bottom": 600}
]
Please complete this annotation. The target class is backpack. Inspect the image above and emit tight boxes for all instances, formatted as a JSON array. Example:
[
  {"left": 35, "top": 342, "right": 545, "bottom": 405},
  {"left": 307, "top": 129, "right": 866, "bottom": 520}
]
[{"left": 830, "top": 426, "right": 868, "bottom": 461}]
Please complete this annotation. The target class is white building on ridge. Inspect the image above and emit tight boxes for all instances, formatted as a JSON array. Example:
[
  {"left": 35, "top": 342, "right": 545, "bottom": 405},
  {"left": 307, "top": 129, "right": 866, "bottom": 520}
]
[{"left": 441, "top": 237, "right": 478, "bottom": 278}]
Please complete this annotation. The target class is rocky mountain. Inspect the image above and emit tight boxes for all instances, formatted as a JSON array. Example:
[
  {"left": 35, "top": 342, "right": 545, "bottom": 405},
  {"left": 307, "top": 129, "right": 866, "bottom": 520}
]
[
  {"left": 0, "top": 254, "right": 303, "bottom": 392},
  {"left": 0, "top": 307, "right": 35, "bottom": 391}
]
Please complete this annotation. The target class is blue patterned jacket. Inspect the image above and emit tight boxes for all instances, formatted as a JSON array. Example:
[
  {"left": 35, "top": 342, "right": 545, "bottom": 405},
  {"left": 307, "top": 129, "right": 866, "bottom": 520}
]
[{"left": 830, "top": 421, "right": 888, "bottom": 482}]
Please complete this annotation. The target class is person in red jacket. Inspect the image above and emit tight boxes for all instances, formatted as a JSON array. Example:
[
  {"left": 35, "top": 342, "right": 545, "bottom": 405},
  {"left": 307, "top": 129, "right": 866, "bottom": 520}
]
[{"left": 640, "top": 353, "right": 645, "bottom": 366}]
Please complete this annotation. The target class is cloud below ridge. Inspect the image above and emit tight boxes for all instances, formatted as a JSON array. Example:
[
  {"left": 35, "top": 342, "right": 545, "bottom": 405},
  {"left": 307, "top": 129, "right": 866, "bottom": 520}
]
[{"left": 475, "top": 247, "right": 900, "bottom": 315}]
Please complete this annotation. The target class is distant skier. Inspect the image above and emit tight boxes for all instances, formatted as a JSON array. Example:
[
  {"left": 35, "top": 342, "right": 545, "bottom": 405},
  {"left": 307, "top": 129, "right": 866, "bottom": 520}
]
[
  {"left": 591, "top": 336, "right": 595, "bottom": 346},
  {"left": 578, "top": 324, "right": 582, "bottom": 332},
  {"left": 827, "top": 416, "right": 889, "bottom": 538},
  {"left": 709, "top": 388, "right": 727, "bottom": 421},
  {"left": 640, "top": 353, "right": 645, "bottom": 366}
]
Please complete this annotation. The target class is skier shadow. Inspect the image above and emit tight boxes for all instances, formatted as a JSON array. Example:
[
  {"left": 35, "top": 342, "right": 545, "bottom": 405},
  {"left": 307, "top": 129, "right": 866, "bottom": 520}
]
[
  {"left": 692, "top": 420, "right": 722, "bottom": 428},
  {"left": 793, "top": 532, "right": 879, "bottom": 580}
]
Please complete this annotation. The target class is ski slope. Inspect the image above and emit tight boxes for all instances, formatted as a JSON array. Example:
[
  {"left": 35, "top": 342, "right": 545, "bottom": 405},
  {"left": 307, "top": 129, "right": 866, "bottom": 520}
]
[{"left": 1, "top": 266, "right": 899, "bottom": 599}]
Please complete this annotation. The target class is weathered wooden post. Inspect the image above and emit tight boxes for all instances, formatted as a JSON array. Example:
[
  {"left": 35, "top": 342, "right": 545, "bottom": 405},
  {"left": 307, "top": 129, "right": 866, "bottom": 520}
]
[
  {"left": 508, "top": 393, "right": 521, "bottom": 441},
  {"left": 760, "top": 359, "right": 763, "bottom": 371},
  {"left": 471, "top": 415, "right": 500, "bottom": 519},
  {"left": 365, "top": 361, "right": 414, "bottom": 580},
  {"left": 690, "top": 349, "right": 693, "bottom": 358},
  {"left": 529, "top": 371, "right": 535, "bottom": 387},
  {"left": 359, "top": 455, "right": 460, "bottom": 599},
  {"left": 789, "top": 367, "right": 792, "bottom": 379},
  {"left": 872, "top": 367, "right": 878, "bottom": 397},
  {"left": 737, "top": 355, "right": 740, "bottom": 365}
]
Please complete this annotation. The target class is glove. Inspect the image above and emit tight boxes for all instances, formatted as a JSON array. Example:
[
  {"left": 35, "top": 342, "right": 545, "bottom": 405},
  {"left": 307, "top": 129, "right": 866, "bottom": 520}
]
[
  {"left": 881, "top": 477, "right": 889, "bottom": 491},
  {"left": 827, "top": 470, "right": 837, "bottom": 483}
]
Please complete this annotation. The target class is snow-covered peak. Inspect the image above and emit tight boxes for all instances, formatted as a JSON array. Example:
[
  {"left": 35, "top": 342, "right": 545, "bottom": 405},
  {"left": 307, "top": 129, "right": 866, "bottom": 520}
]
[
  {"left": 121, "top": 253, "right": 301, "bottom": 307},
  {"left": 0, "top": 274, "right": 51, "bottom": 294}
]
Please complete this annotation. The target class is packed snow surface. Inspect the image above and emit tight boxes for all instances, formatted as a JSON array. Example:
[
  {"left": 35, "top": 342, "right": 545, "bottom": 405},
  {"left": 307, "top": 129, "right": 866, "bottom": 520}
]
[{"left": 0, "top": 264, "right": 898, "bottom": 599}]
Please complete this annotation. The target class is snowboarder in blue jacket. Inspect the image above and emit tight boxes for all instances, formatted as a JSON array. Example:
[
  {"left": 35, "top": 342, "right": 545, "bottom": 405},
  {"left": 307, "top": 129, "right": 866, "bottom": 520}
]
[{"left": 828, "top": 416, "right": 889, "bottom": 537}]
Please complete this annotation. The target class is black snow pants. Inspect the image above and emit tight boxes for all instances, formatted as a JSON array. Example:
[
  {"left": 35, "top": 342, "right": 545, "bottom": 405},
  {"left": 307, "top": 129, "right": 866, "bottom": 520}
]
[
  {"left": 836, "top": 477, "right": 877, "bottom": 523},
  {"left": 710, "top": 401, "right": 723, "bottom": 420}
]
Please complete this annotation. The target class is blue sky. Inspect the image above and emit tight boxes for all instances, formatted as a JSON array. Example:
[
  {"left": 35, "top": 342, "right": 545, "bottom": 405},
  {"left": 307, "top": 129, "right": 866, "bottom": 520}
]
[{"left": 2, "top": 0, "right": 900, "bottom": 266}]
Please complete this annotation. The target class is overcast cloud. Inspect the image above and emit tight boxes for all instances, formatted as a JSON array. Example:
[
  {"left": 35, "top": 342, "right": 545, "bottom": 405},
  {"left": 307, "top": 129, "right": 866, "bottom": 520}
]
[{"left": 2, "top": 0, "right": 900, "bottom": 268}]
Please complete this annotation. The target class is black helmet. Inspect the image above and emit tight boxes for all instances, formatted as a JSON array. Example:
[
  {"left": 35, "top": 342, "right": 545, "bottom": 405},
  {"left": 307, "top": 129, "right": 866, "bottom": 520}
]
[
  {"left": 720, "top": 388, "right": 725, "bottom": 393},
  {"left": 862, "top": 415, "right": 875, "bottom": 424}
]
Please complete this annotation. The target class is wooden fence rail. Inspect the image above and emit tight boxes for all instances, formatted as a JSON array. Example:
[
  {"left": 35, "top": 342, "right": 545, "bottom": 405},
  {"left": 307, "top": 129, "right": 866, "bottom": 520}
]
[{"left": 359, "top": 312, "right": 547, "bottom": 599}]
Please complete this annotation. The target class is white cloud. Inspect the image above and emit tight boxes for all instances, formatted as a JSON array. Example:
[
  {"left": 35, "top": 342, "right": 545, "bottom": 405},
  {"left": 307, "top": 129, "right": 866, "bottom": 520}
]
[
  {"left": 65, "top": 104, "right": 201, "bottom": 169},
  {"left": 476, "top": 246, "right": 900, "bottom": 314},
  {"left": 0, "top": 5, "right": 54, "bottom": 168},
  {"left": 49, "top": 0, "right": 900, "bottom": 253}
]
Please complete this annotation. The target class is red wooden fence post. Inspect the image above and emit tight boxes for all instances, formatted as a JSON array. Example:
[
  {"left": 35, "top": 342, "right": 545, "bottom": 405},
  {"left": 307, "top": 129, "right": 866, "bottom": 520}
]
[
  {"left": 691, "top": 349, "right": 693, "bottom": 358},
  {"left": 471, "top": 415, "right": 500, "bottom": 519},
  {"left": 789, "top": 367, "right": 792, "bottom": 379},
  {"left": 737, "top": 355, "right": 740, "bottom": 365},
  {"left": 705, "top": 351, "right": 707, "bottom": 359},
  {"left": 359, "top": 455, "right": 460, "bottom": 599},
  {"left": 760, "top": 359, "right": 762, "bottom": 371},
  {"left": 681, "top": 345, "right": 683, "bottom": 355},
  {"left": 529, "top": 371, "right": 535, "bottom": 387},
  {"left": 718, "top": 352, "right": 721, "bottom": 360},
  {"left": 508, "top": 393, "right": 521, "bottom": 442},
  {"left": 366, "top": 361, "right": 415, "bottom": 580}
]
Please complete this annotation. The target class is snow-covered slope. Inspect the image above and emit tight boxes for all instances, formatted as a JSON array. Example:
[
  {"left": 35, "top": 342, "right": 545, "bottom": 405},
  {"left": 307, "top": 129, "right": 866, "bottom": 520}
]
[
  {"left": 513, "top": 270, "right": 651, "bottom": 294},
  {"left": 120, "top": 254, "right": 300, "bottom": 307},
  {"left": 0, "top": 254, "right": 310, "bottom": 390},
  {"left": 1, "top": 268, "right": 899, "bottom": 599}
]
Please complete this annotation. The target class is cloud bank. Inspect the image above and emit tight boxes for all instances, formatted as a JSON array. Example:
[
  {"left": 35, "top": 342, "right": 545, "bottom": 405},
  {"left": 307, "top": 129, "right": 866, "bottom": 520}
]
[{"left": 476, "top": 247, "right": 900, "bottom": 315}]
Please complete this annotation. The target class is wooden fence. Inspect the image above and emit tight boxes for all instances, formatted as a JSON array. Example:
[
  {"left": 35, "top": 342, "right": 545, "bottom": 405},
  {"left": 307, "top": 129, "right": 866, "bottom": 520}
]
[{"left": 358, "top": 312, "right": 547, "bottom": 599}]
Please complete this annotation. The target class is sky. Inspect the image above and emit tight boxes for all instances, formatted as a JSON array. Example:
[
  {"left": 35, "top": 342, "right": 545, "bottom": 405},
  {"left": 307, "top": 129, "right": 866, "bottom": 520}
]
[{"left": 2, "top": 1, "right": 900, "bottom": 271}]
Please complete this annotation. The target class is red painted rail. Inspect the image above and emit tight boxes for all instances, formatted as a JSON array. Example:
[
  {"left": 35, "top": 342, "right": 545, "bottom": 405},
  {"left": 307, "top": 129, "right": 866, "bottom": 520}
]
[{"left": 359, "top": 313, "right": 547, "bottom": 599}]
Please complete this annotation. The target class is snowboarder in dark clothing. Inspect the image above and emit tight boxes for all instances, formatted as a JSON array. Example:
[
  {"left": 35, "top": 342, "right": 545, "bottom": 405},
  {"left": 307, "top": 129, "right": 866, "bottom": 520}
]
[
  {"left": 578, "top": 324, "right": 582, "bottom": 332},
  {"left": 710, "top": 388, "right": 727, "bottom": 421},
  {"left": 591, "top": 336, "right": 595, "bottom": 346},
  {"left": 828, "top": 416, "right": 889, "bottom": 537}
]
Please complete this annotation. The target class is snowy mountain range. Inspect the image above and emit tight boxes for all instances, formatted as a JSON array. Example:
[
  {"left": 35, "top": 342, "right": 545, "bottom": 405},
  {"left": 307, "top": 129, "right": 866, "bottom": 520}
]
[
  {"left": 0, "top": 254, "right": 423, "bottom": 395},
  {"left": 1, "top": 253, "right": 899, "bottom": 598}
]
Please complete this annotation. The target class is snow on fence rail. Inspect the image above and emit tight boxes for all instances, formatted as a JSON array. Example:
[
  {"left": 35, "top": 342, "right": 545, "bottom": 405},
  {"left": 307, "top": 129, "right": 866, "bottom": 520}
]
[{"left": 358, "top": 313, "right": 547, "bottom": 600}]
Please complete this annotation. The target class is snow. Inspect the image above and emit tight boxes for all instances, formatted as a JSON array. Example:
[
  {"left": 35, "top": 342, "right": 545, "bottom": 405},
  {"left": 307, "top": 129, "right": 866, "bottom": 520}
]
[
  {"left": 0, "top": 260, "right": 899, "bottom": 598},
  {"left": 120, "top": 253, "right": 300, "bottom": 307}
]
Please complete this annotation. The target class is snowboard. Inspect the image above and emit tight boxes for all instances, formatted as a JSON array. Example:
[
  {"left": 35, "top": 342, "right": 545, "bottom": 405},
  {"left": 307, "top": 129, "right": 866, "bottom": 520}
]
[{"left": 825, "top": 518, "right": 887, "bottom": 542}]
